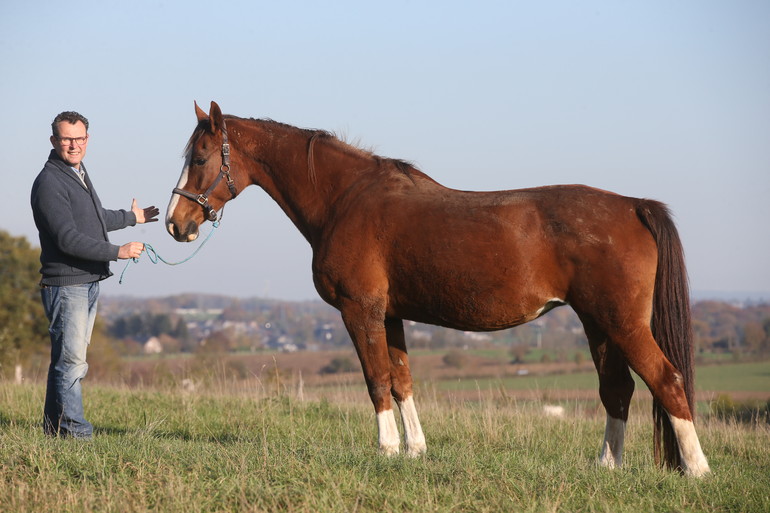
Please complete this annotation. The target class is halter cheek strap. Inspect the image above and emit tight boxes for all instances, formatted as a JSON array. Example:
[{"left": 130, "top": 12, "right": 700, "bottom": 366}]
[{"left": 173, "top": 119, "right": 237, "bottom": 222}]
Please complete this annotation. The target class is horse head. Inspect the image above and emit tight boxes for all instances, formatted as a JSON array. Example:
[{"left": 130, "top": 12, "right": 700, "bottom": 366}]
[{"left": 166, "top": 101, "right": 239, "bottom": 242}]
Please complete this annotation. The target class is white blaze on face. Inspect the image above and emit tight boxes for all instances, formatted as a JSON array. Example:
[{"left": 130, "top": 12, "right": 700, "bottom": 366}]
[
  {"left": 599, "top": 415, "right": 626, "bottom": 468},
  {"left": 166, "top": 158, "right": 190, "bottom": 232},
  {"left": 397, "top": 395, "right": 427, "bottom": 457},
  {"left": 376, "top": 409, "right": 401, "bottom": 456},
  {"left": 668, "top": 415, "right": 711, "bottom": 477}
]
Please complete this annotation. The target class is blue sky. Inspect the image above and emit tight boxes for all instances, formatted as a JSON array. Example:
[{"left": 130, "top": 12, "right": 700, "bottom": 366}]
[{"left": 1, "top": 1, "right": 768, "bottom": 301}]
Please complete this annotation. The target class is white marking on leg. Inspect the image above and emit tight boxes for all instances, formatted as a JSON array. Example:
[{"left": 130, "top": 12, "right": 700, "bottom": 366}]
[
  {"left": 599, "top": 414, "right": 625, "bottom": 468},
  {"left": 397, "top": 396, "right": 427, "bottom": 457},
  {"left": 668, "top": 415, "right": 711, "bottom": 477},
  {"left": 377, "top": 409, "right": 400, "bottom": 456}
]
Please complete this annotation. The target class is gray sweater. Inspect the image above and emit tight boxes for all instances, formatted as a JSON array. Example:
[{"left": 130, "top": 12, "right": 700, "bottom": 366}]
[{"left": 31, "top": 150, "right": 137, "bottom": 286}]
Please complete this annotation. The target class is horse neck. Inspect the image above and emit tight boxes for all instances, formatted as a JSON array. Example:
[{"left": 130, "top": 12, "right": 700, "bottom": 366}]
[{"left": 238, "top": 121, "right": 372, "bottom": 244}]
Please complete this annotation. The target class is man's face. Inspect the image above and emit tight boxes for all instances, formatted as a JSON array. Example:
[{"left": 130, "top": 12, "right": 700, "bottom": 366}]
[{"left": 50, "top": 121, "right": 88, "bottom": 169}]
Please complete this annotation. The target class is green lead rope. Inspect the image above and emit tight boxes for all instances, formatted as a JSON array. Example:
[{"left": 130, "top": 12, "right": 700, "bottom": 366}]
[{"left": 119, "top": 221, "right": 220, "bottom": 284}]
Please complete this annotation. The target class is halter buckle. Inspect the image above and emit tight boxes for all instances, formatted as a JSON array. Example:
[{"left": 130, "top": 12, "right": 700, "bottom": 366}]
[{"left": 205, "top": 207, "right": 218, "bottom": 222}]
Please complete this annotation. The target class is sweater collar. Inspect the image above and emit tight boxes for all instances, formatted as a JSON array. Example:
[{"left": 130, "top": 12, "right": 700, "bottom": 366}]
[
  {"left": 48, "top": 149, "right": 88, "bottom": 174},
  {"left": 47, "top": 149, "right": 89, "bottom": 188}
]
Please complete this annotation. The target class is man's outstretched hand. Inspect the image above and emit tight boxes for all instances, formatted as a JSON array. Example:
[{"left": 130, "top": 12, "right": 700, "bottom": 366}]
[{"left": 131, "top": 198, "right": 159, "bottom": 224}]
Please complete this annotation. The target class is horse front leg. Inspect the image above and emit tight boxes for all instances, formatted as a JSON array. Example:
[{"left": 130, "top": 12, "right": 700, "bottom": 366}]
[
  {"left": 340, "top": 299, "right": 401, "bottom": 455},
  {"left": 385, "top": 318, "right": 426, "bottom": 457}
]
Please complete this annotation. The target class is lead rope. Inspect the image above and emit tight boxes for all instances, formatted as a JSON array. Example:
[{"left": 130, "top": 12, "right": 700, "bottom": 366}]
[{"left": 118, "top": 220, "right": 220, "bottom": 284}]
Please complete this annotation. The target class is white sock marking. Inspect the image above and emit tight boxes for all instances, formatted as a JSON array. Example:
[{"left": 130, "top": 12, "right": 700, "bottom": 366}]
[
  {"left": 376, "top": 409, "right": 400, "bottom": 456},
  {"left": 397, "top": 396, "right": 427, "bottom": 457},
  {"left": 668, "top": 415, "right": 711, "bottom": 477},
  {"left": 599, "top": 415, "right": 625, "bottom": 468}
]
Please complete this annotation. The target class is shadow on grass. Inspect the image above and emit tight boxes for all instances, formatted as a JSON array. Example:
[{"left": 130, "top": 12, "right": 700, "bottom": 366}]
[
  {"left": 0, "top": 412, "right": 40, "bottom": 431},
  {"left": 94, "top": 423, "right": 244, "bottom": 444}
]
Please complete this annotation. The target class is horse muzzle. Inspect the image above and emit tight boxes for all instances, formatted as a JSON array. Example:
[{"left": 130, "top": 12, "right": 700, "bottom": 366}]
[{"left": 167, "top": 220, "right": 199, "bottom": 242}]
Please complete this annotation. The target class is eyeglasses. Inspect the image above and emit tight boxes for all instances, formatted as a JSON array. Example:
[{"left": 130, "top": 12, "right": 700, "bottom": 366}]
[{"left": 56, "top": 135, "right": 88, "bottom": 146}]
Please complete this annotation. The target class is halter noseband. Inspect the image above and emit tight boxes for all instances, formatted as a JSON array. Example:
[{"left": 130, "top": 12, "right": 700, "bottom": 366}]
[{"left": 173, "top": 119, "right": 237, "bottom": 222}]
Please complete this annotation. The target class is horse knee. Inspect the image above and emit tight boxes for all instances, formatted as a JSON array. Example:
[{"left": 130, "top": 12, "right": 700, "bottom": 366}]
[
  {"left": 366, "top": 382, "right": 393, "bottom": 411},
  {"left": 657, "top": 369, "right": 692, "bottom": 420},
  {"left": 389, "top": 368, "right": 414, "bottom": 403}
]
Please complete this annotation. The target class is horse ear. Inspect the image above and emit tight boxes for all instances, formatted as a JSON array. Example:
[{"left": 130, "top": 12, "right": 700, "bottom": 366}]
[
  {"left": 209, "top": 101, "right": 224, "bottom": 134},
  {"left": 194, "top": 101, "right": 208, "bottom": 123}
]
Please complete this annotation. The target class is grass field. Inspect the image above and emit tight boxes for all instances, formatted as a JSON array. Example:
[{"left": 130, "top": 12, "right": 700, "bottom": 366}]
[
  {"left": 1, "top": 361, "right": 769, "bottom": 512},
  {"left": 428, "top": 360, "right": 770, "bottom": 400}
]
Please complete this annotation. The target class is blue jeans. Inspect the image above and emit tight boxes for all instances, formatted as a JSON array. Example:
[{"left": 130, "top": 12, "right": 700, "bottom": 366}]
[{"left": 41, "top": 282, "right": 99, "bottom": 438}]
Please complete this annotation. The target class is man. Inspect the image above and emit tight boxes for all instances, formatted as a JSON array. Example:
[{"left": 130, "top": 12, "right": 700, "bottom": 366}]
[{"left": 30, "top": 111, "right": 159, "bottom": 438}]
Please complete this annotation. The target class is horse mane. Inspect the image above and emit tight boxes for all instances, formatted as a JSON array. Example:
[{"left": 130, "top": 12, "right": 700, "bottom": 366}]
[
  {"left": 184, "top": 115, "right": 429, "bottom": 186},
  {"left": 239, "top": 117, "right": 425, "bottom": 185}
]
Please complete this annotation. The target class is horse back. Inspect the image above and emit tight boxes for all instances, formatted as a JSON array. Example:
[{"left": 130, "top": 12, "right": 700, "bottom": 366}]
[{"left": 312, "top": 183, "right": 658, "bottom": 331}]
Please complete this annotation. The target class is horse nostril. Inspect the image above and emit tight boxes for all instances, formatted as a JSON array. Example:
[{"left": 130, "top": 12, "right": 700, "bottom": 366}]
[
  {"left": 167, "top": 220, "right": 199, "bottom": 242},
  {"left": 176, "top": 220, "right": 199, "bottom": 242}
]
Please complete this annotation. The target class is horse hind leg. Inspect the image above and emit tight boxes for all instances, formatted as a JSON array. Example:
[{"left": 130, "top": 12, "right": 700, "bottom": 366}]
[
  {"left": 582, "top": 318, "right": 635, "bottom": 469},
  {"left": 386, "top": 318, "right": 426, "bottom": 457},
  {"left": 607, "top": 324, "right": 710, "bottom": 476}
]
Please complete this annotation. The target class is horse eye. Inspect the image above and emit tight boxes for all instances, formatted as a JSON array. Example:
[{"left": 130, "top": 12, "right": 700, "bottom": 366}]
[{"left": 193, "top": 158, "right": 207, "bottom": 166}]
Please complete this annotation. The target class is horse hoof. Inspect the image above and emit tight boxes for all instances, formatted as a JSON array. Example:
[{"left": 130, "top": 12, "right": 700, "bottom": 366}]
[
  {"left": 684, "top": 460, "right": 711, "bottom": 478},
  {"left": 406, "top": 443, "right": 427, "bottom": 458},
  {"left": 379, "top": 444, "right": 400, "bottom": 457}
]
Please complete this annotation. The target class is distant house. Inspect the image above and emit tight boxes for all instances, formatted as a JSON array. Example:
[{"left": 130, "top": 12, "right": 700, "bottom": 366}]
[{"left": 143, "top": 336, "right": 163, "bottom": 354}]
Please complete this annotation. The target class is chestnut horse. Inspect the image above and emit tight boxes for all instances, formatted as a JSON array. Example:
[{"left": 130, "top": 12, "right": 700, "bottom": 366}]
[{"left": 166, "top": 101, "right": 709, "bottom": 476}]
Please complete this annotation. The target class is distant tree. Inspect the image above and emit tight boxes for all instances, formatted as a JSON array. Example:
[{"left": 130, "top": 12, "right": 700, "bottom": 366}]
[
  {"left": 149, "top": 313, "right": 173, "bottom": 337},
  {"left": 764, "top": 318, "right": 770, "bottom": 355},
  {"left": 198, "top": 329, "right": 233, "bottom": 354},
  {"left": 109, "top": 312, "right": 177, "bottom": 341},
  {"left": 221, "top": 299, "right": 249, "bottom": 322},
  {"left": 173, "top": 318, "right": 192, "bottom": 351},
  {"left": 0, "top": 231, "right": 49, "bottom": 378},
  {"left": 442, "top": 350, "right": 468, "bottom": 369},
  {"left": 692, "top": 318, "right": 712, "bottom": 352},
  {"left": 743, "top": 322, "right": 765, "bottom": 354},
  {"left": 320, "top": 356, "right": 358, "bottom": 375},
  {"left": 510, "top": 344, "right": 529, "bottom": 364}
]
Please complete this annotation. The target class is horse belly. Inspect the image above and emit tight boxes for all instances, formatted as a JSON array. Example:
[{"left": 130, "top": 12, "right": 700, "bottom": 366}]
[{"left": 387, "top": 257, "right": 563, "bottom": 332}]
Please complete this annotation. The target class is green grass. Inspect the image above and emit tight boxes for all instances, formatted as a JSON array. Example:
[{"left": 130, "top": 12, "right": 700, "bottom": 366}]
[
  {"left": 432, "top": 360, "right": 770, "bottom": 393},
  {"left": 1, "top": 377, "right": 769, "bottom": 513},
  {"left": 694, "top": 361, "right": 770, "bottom": 392}
]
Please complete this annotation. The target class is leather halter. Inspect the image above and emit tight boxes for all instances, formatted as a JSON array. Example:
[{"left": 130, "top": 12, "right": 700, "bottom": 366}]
[{"left": 173, "top": 119, "right": 237, "bottom": 222}]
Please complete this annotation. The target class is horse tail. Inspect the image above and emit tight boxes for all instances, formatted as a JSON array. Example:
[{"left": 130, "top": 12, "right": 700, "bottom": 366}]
[{"left": 636, "top": 200, "right": 695, "bottom": 471}]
